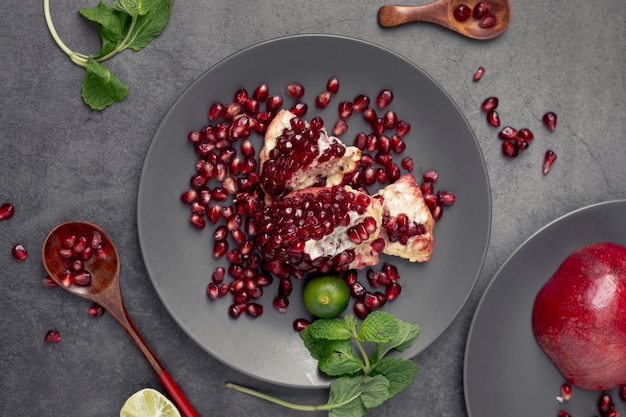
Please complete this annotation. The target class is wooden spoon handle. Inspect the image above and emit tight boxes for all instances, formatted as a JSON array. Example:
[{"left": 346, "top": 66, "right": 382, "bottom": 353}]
[
  {"left": 115, "top": 308, "right": 200, "bottom": 417},
  {"left": 378, "top": 3, "right": 449, "bottom": 27}
]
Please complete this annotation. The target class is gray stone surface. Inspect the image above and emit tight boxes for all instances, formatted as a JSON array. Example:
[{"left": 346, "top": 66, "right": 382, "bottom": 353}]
[{"left": 1, "top": 1, "right": 624, "bottom": 416}]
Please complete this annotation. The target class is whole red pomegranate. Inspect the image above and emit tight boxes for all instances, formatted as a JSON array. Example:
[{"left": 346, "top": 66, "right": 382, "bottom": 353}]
[{"left": 532, "top": 241, "right": 626, "bottom": 390}]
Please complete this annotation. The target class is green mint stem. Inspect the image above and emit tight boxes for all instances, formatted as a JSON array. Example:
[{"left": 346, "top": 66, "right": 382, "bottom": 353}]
[
  {"left": 225, "top": 383, "right": 347, "bottom": 412},
  {"left": 355, "top": 338, "right": 372, "bottom": 375},
  {"left": 43, "top": 0, "right": 123, "bottom": 66}
]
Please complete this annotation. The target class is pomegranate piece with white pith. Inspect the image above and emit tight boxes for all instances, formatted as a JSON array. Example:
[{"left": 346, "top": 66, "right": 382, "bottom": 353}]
[
  {"left": 375, "top": 174, "right": 435, "bottom": 262},
  {"left": 255, "top": 184, "right": 383, "bottom": 276},
  {"left": 259, "top": 109, "right": 361, "bottom": 203}
]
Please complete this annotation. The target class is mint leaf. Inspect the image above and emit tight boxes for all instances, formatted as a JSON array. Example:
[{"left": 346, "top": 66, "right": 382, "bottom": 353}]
[
  {"left": 371, "top": 357, "right": 419, "bottom": 397},
  {"left": 79, "top": 2, "right": 129, "bottom": 59},
  {"left": 112, "top": 0, "right": 149, "bottom": 17},
  {"left": 318, "top": 339, "right": 363, "bottom": 377},
  {"left": 307, "top": 318, "right": 353, "bottom": 341},
  {"left": 82, "top": 59, "right": 129, "bottom": 110},
  {"left": 123, "top": 0, "right": 173, "bottom": 51},
  {"left": 357, "top": 375, "right": 391, "bottom": 409},
  {"left": 357, "top": 311, "right": 399, "bottom": 343},
  {"left": 372, "top": 318, "right": 420, "bottom": 364}
]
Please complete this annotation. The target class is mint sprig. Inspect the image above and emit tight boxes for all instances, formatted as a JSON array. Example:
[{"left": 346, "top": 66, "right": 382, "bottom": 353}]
[
  {"left": 226, "top": 311, "right": 420, "bottom": 417},
  {"left": 43, "top": 0, "right": 173, "bottom": 110}
]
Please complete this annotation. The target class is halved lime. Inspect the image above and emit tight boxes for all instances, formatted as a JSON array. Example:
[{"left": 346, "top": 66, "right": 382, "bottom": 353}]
[{"left": 120, "top": 388, "right": 181, "bottom": 417}]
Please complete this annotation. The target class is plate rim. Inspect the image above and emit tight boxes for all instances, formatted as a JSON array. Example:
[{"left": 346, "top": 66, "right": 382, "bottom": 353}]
[{"left": 137, "top": 33, "right": 492, "bottom": 388}]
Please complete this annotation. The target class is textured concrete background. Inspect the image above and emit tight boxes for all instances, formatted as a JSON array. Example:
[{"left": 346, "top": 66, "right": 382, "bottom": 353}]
[{"left": 1, "top": 1, "right": 624, "bottom": 416}]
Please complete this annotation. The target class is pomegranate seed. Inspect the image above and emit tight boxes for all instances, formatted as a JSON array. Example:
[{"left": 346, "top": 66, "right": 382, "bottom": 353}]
[
  {"left": 486, "top": 110, "right": 500, "bottom": 127},
  {"left": 395, "top": 120, "right": 411, "bottom": 137},
  {"left": 333, "top": 119, "right": 348, "bottom": 136},
  {"left": 498, "top": 126, "right": 518, "bottom": 140},
  {"left": 73, "top": 236, "right": 87, "bottom": 253},
  {"left": 293, "top": 318, "right": 310, "bottom": 332},
  {"left": 229, "top": 303, "right": 246, "bottom": 318},
  {"left": 401, "top": 156, "right": 414, "bottom": 172},
  {"left": 188, "top": 130, "right": 201, "bottom": 143},
  {"left": 362, "top": 108, "right": 377, "bottom": 123},
  {"left": 273, "top": 295, "right": 289, "bottom": 313},
  {"left": 42, "top": 275, "right": 58, "bottom": 288},
  {"left": 189, "top": 213, "right": 206, "bottom": 230},
  {"left": 422, "top": 169, "right": 439, "bottom": 183},
  {"left": 252, "top": 83, "right": 269, "bottom": 102},
  {"left": 431, "top": 205, "right": 443, "bottom": 221},
  {"left": 208, "top": 102, "right": 223, "bottom": 120},
  {"left": 73, "top": 270, "right": 92, "bottom": 286},
  {"left": 514, "top": 137, "right": 529, "bottom": 150},
  {"left": 598, "top": 393, "right": 613, "bottom": 413},
  {"left": 88, "top": 303, "right": 105, "bottom": 317},
  {"left": 245, "top": 303, "right": 263, "bottom": 317},
  {"left": 213, "top": 241, "right": 229, "bottom": 258},
  {"left": 385, "top": 282, "right": 402, "bottom": 301},
  {"left": 543, "top": 150, "right": 557, "bottom": 175},
  {"left": 543, "top": 111, "right": 558, "bottom": 130},
  {"left": 479, "top": 14, "right": 496, "bottom": 28},
  {"left": 326, "top": 76, "right": 340, "bottom": 94},
  {"left": 502, "top": 141, "right": 518, "bottom": 158},
  {"left": 557, "top": 411, "right": 571, "bottom": 417},
  {"left": 353, "top": 300, "right": 371, "bottom": 319},
  {"left": 375, "top": 89, "right": 393, "bottom": 108},
  {"left": 315, "top": 91, "right": 332, "bottom": 109},
  {"left": 0, "top": 202, "right": 15, "bottom": 220},
  {"left": 338, "top": 101, "right": 353, "bottom": 119},
  {"left": 364, "top": 292, "right": 381, "bottom": 309},
  {"left": 481, "top": 96, "right": 498, "bottom": 112},
  {"left": 383, "top": 263, "right": 400, "bottom": 281},
  {"left": 557, "top": 383, "right": 572, "bottom": 402},
  {"left": 473, "top": 66, "right": 485, "bottom": 82},
  {"left": 437, "top": 190, "right": 456, "bottom": 206},
  {"left": 517, "top": 128, "right": 534, "bottom": 142},
  {"left": 289, "top": 102, "right": 308, "bottom": 117},
  {"left": 472, "top": 2, "right": 489, "bottom": 19},
  {"left": 11, "top": 244, "right": 27, "bottom": 262},
  {"left": 60, "top": 269, "right": 74, "bottom": 288},
  {"left": 266, "top": 95, "right": 283, "bottom": 113},
  {"left": 44, "top": 329, "right": 61, "bottom": 343},
  {"left": 286, "top": 82, "right": 304, "bottom": 98},
  {"left": 353, "top": 94, "right": 370, "bottom": 112},
  {"left": 234, "top": 88, "right": 249, "bottom": 105},
  {"left": 453, "top": 4, "right": 472, "bottom": 21}
]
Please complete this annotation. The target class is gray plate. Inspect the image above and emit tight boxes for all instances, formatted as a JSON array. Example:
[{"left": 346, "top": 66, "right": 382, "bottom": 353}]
[
  {"left": 464, "top": 199, "right": 626, "bottom": 416},
  {"left": 137, "top": 34, "right": 490, "bottom": 388}
]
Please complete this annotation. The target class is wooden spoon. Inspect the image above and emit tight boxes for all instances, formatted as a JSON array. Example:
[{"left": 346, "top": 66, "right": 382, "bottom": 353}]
[
  {"left": 378, "top": 0, "right": 512, "bottom": 40},
  {"left": 42, "top": 220, "right": 200, "bottom": 417}
]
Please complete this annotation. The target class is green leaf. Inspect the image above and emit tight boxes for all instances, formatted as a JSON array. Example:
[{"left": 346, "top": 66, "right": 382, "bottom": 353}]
[
  {"left": 112, "top": 0, "right": 150, "bottom": 17},
  {"left": 372, "top": 318, "right": 420, "bottom": 364},
  {"left": 307, "top": 318, "right": 353, "bottom": 341},
  {"left": 358, "top": 375, "right": 392, "bottom": 409},
  {"left": 318, "top": 339, "right": 364, "bottom": 377},
  {"left": 371, "top": 357, "right": 419, "bottom": 397},
  {"left": 82, "top": 59, "right": 129, "bottom": 110},
  {"left": 80, "top": 1, "right": 129, "bottom": 58},
  {"left": 123, "top": 0, "right": 173, "bottom": 51},
  {"left": 357, "top": 311, "right": 399, "bottom": 343}
]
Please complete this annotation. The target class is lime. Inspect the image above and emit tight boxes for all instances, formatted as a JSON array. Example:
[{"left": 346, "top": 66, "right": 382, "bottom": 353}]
[
  {"left": 303, "top": 275, "right": 351, "bottom": 318},
  {"left": 120, "top": 388, "right": 181, "bottom": 417}
]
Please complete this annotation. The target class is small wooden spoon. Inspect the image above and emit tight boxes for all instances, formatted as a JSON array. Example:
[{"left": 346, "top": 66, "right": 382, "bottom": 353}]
[
  {"left": 42, "top": 220, "right": 199, "bottom": 417},
  {"left": 378, "top": 0, "right": 512, "bottom": 40}
]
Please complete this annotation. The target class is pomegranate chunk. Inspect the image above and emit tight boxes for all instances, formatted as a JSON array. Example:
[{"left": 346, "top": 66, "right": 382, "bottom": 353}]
[
  {"left": 256, "top": 185, "right": 384, "bottom": 275},
  {"left": 0, "top": 202, "right": 15, "bottom": 220},
  {"left": 259, "top": 110, "right": 361, "bottom": 202},
  {"left": 375, "top": 174, "right": 435, "bottom": 262}
]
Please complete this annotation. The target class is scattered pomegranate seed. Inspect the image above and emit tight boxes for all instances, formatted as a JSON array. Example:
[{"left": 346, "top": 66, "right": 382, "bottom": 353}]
[
  {"left": 353, "top": 94, "right": 370, "bottom": 112},
  {"left": 0, "top": 202, "right": 15, "bottom": 220},
  {"left": 557, "top": 411, "right": 571, "bottom": 417},
  {"left": 453, "top": 4, "right": 472, "bottom": 21},
  {"left": 11, "top": 244, "right": 28, "bottom": 262},
  {"left": 486, "top": 110, "right": 500, "bottom": 127},
  {"left": 543, "top": 111, "right": 558, "bottom": 131},
  {"left": 42, "top": 275, "right": 58, "bottom": 288},
  {"left": 498, "top": 126, "right": 517, "bottom": 140},
  {"left": 44, "top": 329, "right": 61, "bottom": 343},
  {"left": 557, "top": 382, "right": 572, "bottom": 402},
  {"left": 252, "top": 83, "right": 269, "bottom": 102},
  {"left": 292, "top": 318, "right": 310, "bottom": 332},
  {"left": 422, "top": 169, "right": 439, "bottom": 183},
  {"left": 315, "top": 91, "right": 331, "bottom": 109},
  {"left": 481, "top": 96, "right": 498, "bottom": 112},
  {"left": 333, "top": 119, "right": 349, "bottom": 136},
  {"left": 473, "top": 66, "right": 485, "bottom": 82},
  {"left": 543, "top": 150, "right": 557, "bottom": 175},
  {"left": 88, "top": 303, "right": 105, "bottom": 317},
  {"left": 502, "top": 141, "right": 518, "bottom": 158},
  {"left": 517, "top": 128, "right": 534, "bottom": 142}
]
